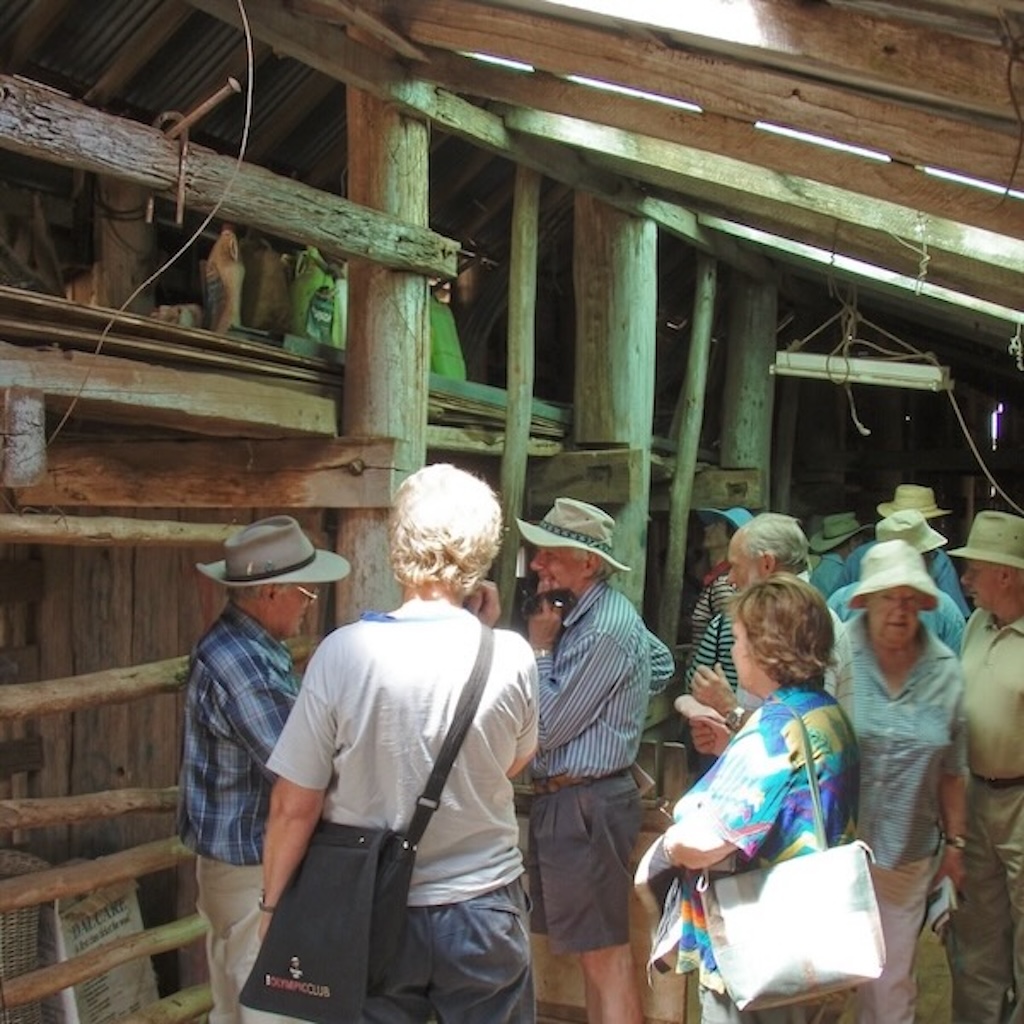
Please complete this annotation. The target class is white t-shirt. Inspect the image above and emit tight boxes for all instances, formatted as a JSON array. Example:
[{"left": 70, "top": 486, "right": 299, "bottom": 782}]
[{"left": 269, "top": 601, "right": 538, "bottom": 906}]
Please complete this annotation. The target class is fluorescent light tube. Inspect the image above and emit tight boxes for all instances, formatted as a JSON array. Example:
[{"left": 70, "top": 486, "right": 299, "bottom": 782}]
[{"left": 771, "top": 352, "right": 953, "bottom": 392}]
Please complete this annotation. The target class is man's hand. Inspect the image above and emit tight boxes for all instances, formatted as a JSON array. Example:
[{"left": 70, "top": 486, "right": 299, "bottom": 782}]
[
  {"left": 933, "top": 846, "right": 966, "bottom": 893},
  {"left": 465, "top": 581, "right": 501, "bottom": 626},
  {"left": 691, "top": 663, "right": 736, "bottom": 716},
  {"left": 690, "top": 717, "right": 731, "bottom": 757}
]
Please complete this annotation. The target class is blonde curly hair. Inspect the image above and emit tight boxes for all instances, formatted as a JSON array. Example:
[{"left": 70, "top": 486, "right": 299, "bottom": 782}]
[{"left": 389, "top": 464, "right": 503, "bottom": 598}]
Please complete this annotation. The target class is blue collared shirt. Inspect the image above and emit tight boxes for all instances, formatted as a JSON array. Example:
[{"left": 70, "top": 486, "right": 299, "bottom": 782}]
[
  {"left": 531, "top": 581, "right": 674, "bottom": 779},
  {"left": 177, "top": 603, "right": 298, "bottom": 865}
]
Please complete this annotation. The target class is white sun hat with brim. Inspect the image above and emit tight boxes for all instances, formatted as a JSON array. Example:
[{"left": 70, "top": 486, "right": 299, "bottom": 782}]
[
  {"left": 516, "top": 497, "right": 631, "bottom": 573},
  {"left": 849, "top": 539, "right": 939, "bottom": 610},
  {"left": 198, "top": 515, "right": 351, "bottom": 586},
  {"left": 949, "top": 510, "right": 1024, "bottom": 571},
  {"left": 876, "top": 509, "right": 947, "bottom": 554},
  {"left": 876, "top": 483, "right": 951, "bottom": 519}
]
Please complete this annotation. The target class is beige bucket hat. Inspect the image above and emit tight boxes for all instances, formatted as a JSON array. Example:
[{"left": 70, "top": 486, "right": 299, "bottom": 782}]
[
  {"left": 809, "top": 511, "right": 868, "bottom": 554},
  {"left": 516, "top": 497, "right": 631, "bottom": 572},
  {"left": 850, "top": 539, "right": 939, "bottom": 610},
  {"left": 876, "top": 483, "right": 950, "bottom": 519},
  {"left": 949, "top": 510, "right": 1024, "bottom": 570},
  {"left": 876, "top": 509, "right": 947, "bottom": 554},
  {"left": 198, "top": 515, "right": 351, "bottom": 586}
]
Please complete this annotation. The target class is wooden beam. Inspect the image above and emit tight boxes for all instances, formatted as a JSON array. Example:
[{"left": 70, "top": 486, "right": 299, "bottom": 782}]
[
  {"left": 17, "top": 437, "right": 398, "bottom": 509},
  {"left": 1, "top": 0, "right": 77, "bottom": 73},
  {"left": 0, "top": 75, "right": 458, "bottom": 278},
  {"left": 420, "top": 47, "right": 1023, "bottom": 252},
  {"left": 115, "top": 986, "right": 212, "bottom": 1024},
  {"left": 0, "top": 340, "right": 338, "bottom": 439},
  {"left": 0, "top": 736, "right": 44, "bottom": 779},
  {"left": 486, "top": 0, "right": 1010, "bottom": 119},
  {"left": 528, "top": 449, "right": 645, "bottom": 511},
  {"left": 376, "top": 0, "right": 1023, "bottom": 192},
  {"left": 503, "top": 107, "right": 1024, "bottom": 272},
  {"left": 0, "top": 514, "right": 241, "bottom": 547},
  {"left": 649, "top": 467, "right": 765, "bottom": 512},
  {"left": 287, "top": 0, "right": 428, "bottom": 61}
]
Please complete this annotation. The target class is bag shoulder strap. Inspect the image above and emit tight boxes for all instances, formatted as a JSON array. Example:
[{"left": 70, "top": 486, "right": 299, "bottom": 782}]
[
  {"left": 777, "top": 699, "right": 828, "bottom": 850},
  {"left": 405, "top": 624, "right": 495, "bottom": 846}
]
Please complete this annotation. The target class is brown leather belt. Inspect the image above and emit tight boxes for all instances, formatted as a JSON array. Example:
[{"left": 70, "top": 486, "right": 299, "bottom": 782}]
[
  {"left": 972, "top": 772, "right": 1024, "bottom": 789},
  {"left": 533, "top": 769, "right": 629, "bottom": 795}
]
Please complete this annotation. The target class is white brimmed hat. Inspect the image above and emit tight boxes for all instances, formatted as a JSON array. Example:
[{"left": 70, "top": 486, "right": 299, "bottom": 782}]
[
  {"left": 949, "top": 510, "right": 1024, "bottom": 571},
  {"left": 849, "top": 539, "right": 939, "bottom": 610},
  {"left": 198, "top": 515, "right": 351, "bottom": 586},
  {"left": 876, "top": 509, "right": 947, "bottom": 554},
  {"left": 809, "top": 511, "right": 868, "bottom": 554},
  {"left": 876, "top": 483, "right": 950, "bottom": 520},
  {"left": 516, "top": 498, "right": 631, "bottom": 572}
]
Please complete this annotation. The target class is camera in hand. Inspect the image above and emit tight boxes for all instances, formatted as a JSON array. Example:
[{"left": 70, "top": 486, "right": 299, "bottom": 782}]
[{"left": 521, "top": 588, "right": 577, "bottom": 619}]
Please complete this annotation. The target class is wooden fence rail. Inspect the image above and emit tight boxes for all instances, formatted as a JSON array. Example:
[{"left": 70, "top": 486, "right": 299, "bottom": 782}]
[
  {"left": 2, "top": 915, "right": 207, "bottom": 1008},
  {"left": 0, "top": 787, "right": 178, "bottom": 831},
  {"left": 117, "top": 985, "right": 213, "bottom": 1024}
]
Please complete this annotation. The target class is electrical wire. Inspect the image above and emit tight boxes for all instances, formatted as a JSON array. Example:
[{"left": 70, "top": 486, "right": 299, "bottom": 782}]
[{"left": 46, "top": 0, "right": 255, "bottom": 446}]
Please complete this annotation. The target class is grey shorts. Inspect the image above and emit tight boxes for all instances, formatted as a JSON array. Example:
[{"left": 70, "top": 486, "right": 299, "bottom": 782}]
[{"left": 527, "top": 772, "right": 641, "bottom": 954}]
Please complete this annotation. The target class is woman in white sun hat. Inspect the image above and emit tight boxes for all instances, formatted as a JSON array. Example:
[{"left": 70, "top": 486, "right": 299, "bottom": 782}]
[{"left": 845, "top": 538, "right": 968, "bottom": 1024}]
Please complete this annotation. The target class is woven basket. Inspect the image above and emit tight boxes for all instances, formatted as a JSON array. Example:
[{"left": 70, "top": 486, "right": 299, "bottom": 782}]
[{"left": 0, "top": 849, "right": 49, "bottom": 1024}]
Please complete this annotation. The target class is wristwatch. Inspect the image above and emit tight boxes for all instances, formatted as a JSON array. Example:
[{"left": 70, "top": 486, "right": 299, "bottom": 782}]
[
  {"left": 945, "top": 835, "right": 967, "bottom": 850},
  {"left": 724, "top": 706, "right": 746, "bottom": 734}
]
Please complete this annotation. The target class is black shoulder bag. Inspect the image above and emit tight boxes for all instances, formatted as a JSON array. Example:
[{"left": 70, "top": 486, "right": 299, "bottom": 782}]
[{"left": 241, "top": 625, "right": 495, "bottom": 1024}]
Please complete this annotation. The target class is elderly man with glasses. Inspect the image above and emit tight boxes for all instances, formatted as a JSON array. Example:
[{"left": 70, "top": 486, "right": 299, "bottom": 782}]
[{"left": 177, "top": 515, "right": 350, "bottom": 1024}]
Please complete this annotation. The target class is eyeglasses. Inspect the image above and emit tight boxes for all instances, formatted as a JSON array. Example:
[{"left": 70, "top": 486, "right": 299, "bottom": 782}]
[{"left": 296, "top": 586, "right": 319, "bottom": 603}]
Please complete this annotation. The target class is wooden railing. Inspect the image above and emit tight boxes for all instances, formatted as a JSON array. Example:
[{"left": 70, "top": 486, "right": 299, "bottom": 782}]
[{"left": 0, "top": 637, "right": 315, "bottom": 1024}]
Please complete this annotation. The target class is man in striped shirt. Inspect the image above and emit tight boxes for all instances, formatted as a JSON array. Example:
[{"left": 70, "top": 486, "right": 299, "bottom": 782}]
[{"left": 517, "top": 498, "right": 675, "bottom": 1024}]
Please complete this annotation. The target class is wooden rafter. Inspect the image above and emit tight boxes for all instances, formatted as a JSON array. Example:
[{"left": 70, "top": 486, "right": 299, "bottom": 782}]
[{"left": 287, "top": 0, "right": 428, "bottom": 61}]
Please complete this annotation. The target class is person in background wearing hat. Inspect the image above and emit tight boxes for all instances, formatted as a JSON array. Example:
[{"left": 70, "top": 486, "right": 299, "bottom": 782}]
[
  {"left": 262, "top": 465, "right": 538, "bottom": 1023},
  {"left": 689, "top": 507, "right": 752, "bottom": 641},
  {"left": 178, "top": 516, "right": 351, "bottom": 1024},
  {"left": 845, "top": 539, "right": 967, "bottom": 1024},
  {"left": 839, "top": 483, "right": 971, "bottom": 616},
  {"left": 517, "top": 497, "right": 674, "bottom": 1024},
  {"left": 828, "top": 509, "right": 966, "bottom": 653},
  {"left": 682, "top": 513, "right": 852, "bottom": 762},
  {"left": 808, "top": 510, "right": 870, "bottom": 599},
  {"left": 947, "top": 510, "right": 1024, "bottom": 1024}
]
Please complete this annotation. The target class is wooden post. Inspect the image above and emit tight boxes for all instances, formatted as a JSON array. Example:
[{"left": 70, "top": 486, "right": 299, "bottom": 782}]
[
  {"left": 720, "top": 275, "right": 778, "bottom": 502},
  {"left": 496, "top": 167, "right": 541, "bottom": 620},
  {"left": 657, "top": 256, "right": 717, "bottom": 645},
  {"left": 338, "top": 84, "right": 430, "bottom": 623},
  {"left": 94, "top": 178, "right": 156, "bottom": 314},
  {"left": 0, "top": 387, "right": 45, "bottom": 487},
  {"left": 771, "top": 377, "right": 800, "bottom": 514},
  {"left": 573, "top": 194, "right": 657, "bottom": 606}
]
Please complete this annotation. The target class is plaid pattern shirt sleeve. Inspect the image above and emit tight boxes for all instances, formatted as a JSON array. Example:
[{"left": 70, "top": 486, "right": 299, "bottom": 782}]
[{"left": 177, "top": 604, "right": 298, "bottom": 865}]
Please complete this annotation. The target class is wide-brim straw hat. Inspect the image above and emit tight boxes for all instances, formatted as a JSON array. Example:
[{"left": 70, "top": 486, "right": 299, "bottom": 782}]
[
  {"left": 809, "top": 511, "right": 868, "bottom": 553},
  {"left": 876, "top": 509, "right": 947, "bottom": 554},
  {"left": 849, "top": 539, "right": 939, "bottom": 610},
  {"left": 198, "top": 515, "right": 351, "bottom": 586},
  {"left": 517, "top": 497, "right": 631, "bottom": 572},
  {"left": 877, "top": 483, "right": 950, "bottom": 519},
  {"left": 949, "top": 510, "right": 1024, "bottom": 570},
  {"left": 697, "top": 506, "right": 753, "bottom": 532}
]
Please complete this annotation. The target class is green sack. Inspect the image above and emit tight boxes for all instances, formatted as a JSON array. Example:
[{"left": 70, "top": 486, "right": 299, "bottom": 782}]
[
  {"left": 290, "top": 248, "right": 346, "bottom": 348},
  {"left": 429, "top": 296, "right": 466, "bottom": 379}
]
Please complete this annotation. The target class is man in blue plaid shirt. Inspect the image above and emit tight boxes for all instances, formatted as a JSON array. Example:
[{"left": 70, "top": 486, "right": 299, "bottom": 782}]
[{"left": 177, "top": 516, "right": 349, "bottom": 1024}]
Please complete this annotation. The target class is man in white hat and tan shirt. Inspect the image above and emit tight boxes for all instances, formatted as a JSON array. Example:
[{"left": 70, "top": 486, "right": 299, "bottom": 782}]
[
  {"left": 178, "top": 516, "right": 350, "bottom": 1024},
  {"left": 838, "top": 483, "right": 971, "bottom": 616},
  {"left": 948, "top": 510, "right": 1024, "bottom": 1024},
  {"left": 517, "top": 498, "right": 675, "bottom": 1024}
]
